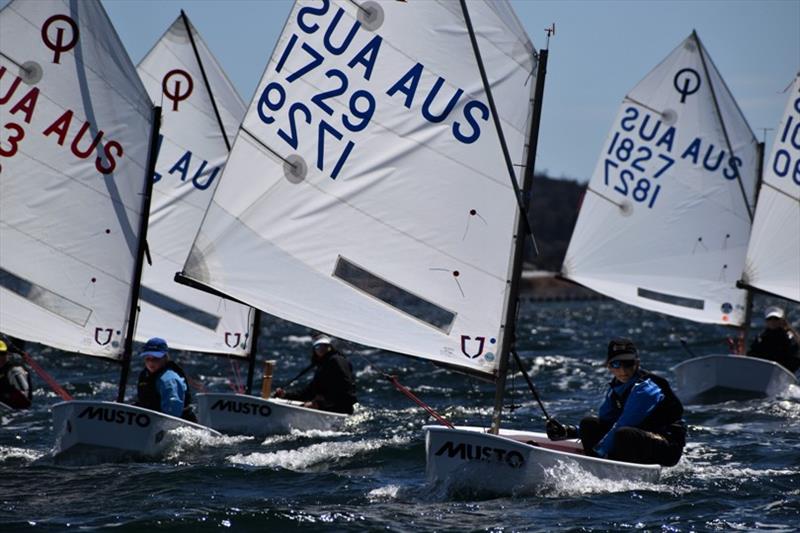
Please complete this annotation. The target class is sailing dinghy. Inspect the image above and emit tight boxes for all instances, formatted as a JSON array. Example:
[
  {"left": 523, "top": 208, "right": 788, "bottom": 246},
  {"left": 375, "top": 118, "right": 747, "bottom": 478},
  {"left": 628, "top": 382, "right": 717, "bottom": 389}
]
[
  {"left": 561, "top": 31, "right": 791, "bottom": 403},
  {"left": 0, "top": 0, "right": 219, "bottom": 457},
  {"left": 174, "top": 0, "right": 662, "bottom": 492},
  {"left": 674, "top": 72, "right": 800, "bottom": 400}
]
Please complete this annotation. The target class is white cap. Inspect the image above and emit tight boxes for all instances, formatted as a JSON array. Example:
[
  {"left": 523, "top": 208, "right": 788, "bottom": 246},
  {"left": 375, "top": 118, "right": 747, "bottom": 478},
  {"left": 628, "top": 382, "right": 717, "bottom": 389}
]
[
  {"left": 765, "top": 306, "right": 785, "bottom": 320},
  {"left": 312, "top": 336, "right": 333, "bottom": 347}
]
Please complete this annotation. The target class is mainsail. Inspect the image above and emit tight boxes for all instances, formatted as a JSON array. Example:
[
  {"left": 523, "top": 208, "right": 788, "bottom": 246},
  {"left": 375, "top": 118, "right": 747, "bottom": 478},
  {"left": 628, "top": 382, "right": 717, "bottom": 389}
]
[
  {"left": 180, "top": 0, "right": 538, "bottom": 377},
  {"left": 563, "top": 31, "right": 758, "bottom": 326},
  {"left": 136, "top": 13, "right": 253, "bottom": 355},
  {"left": 0, "top": 0, "right": 154, "bottom": 358},
  {"left": 742, "top": 72, "right": 800, "bottom": 303}
]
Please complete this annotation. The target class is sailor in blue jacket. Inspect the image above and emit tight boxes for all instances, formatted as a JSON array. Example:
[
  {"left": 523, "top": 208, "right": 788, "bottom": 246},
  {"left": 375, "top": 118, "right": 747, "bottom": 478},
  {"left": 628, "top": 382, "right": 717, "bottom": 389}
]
[
  {"left": 546, "top": 338, "right": 686, "bottom": 466},
  {"left": 134, "top": 337, "right": 196, "bottom": 421}
]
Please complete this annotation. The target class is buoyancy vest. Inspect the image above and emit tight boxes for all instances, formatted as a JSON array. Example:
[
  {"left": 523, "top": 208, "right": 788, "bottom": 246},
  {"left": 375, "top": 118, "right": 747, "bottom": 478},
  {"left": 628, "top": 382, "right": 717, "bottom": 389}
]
[
  {"left": 611, "top": 369, "right": 685, "bottom": 441},
  {"left": 136, "top": 361, "right": 192, "bottom": 413}
]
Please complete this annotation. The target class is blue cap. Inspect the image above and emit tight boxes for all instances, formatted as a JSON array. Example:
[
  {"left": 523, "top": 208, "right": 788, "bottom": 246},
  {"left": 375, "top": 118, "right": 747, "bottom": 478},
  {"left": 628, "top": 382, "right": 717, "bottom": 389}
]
[{"left": 140, "top": 337, "right": 168, "bottom": 358}]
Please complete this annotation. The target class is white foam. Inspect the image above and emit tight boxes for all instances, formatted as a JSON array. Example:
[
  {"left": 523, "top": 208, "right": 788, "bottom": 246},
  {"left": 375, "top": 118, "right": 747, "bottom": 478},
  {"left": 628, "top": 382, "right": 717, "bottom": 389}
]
[
  {"left": 227, "top": 435, "right": 410, "bottom": 470},
  {"left": 163, "top": 426, "right": 253, "bottom": 459},
  {"left": 367, "top": 484, "right": 401, "bottom": 502},
  {"left": 0, "top": 445, "right": 44, "bottom": 463},
  {"left": 540, "top": 461, "right": 674, "bottom": 496}
]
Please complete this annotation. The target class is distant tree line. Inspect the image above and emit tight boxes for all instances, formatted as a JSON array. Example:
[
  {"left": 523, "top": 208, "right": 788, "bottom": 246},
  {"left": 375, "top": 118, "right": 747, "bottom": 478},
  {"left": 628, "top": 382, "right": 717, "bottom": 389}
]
[{"left": 524, "top": 173, "right": 586, "bottom": 272}]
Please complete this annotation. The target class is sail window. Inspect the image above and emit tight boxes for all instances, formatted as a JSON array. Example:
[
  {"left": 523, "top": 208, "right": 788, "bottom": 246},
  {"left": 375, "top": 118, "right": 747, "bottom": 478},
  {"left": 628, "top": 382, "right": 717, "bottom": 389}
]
[
  {"left": 0, "top": 268, "right": 92, "bottom": 326},
  {"left": 637, "top": 287, "right": 704, "bottom": 310},
  {"left": 333, "top": 257, "right": 456, "bottom": 332},
  {"left": 139, "top": 286, "right": 221, "bottom": 330}
]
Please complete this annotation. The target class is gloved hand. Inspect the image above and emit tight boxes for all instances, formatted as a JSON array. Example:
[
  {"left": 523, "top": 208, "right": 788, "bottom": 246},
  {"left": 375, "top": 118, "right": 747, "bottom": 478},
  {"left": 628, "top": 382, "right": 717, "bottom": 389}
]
[{"left": 546, "top": 418, "right": 578, "bottom": 441}]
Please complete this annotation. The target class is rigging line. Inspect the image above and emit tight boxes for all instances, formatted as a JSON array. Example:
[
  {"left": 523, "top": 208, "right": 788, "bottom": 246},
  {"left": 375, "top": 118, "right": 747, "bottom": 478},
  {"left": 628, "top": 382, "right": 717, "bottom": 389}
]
[
  {"left": 0, "top": 51, "right": 30, "bottom": 72},
  {"left": 240, "top": 126, "right": 298, "bottom": 169},
  {"left": 693, "top": 31, "right": 754, "bottom": 222},
  {"left": 180, "top": 10, "right": 232, "bottom": 151},
  {"left": 18, "top": 350, "right": 73, "bottom": 402},
  {"left": 623, "top": 96, "right": 664, "bottom": 117},
  {"left": 458, "top": 0, "right": 537, "bottom": 248},
  {"left": 384, "top": 373, "right": 454, "bottom": 429},
  {"left": 510, "top": 349, "right": 550, "bottom": 421},
  {"left": 346, "top": 0, "right": 369, "bottom": 15},
  {"left": 586, "top": 186, "right": 627, "bottom": 210},
  {"left": 762, "top": 180, "right": 800, "bottom": 202}
]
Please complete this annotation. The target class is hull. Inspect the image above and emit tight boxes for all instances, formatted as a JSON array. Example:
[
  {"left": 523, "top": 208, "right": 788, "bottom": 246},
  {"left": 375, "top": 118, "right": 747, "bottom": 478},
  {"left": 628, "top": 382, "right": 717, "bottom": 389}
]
[
  {"left": 52, "top": 400, "right": 220, "bottom": 458},
  {"left": 425, "top": 426, "right": 660, "bottom": 495},
  {"left": 672, "top": 354, "right": 797, "bottom": 403},
  {"left": 195, "top": 393, "right": 348, "bottom": 436}
]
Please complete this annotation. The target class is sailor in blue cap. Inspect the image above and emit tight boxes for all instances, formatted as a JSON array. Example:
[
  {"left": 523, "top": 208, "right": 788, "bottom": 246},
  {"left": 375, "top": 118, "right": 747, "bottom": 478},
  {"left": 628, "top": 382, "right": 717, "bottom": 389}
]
[{"left": 134, "top": 337, "right": 196, "bottom": 421}]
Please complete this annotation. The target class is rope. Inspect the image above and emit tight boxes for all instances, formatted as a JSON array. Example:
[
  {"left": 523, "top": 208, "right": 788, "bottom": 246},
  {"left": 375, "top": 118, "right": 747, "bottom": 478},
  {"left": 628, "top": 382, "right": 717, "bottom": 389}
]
[
  {"left": 19, "top": 351, "right": 73, "bottom": 401},
  {"left": 510, "top": 349, "right": 550, "bottom": 421},
  {"left": 229, "top": 358, "right": 244, "bottom": 393},
  {"left": 383, "top": 373, "right": 454, "bottom": 429}
]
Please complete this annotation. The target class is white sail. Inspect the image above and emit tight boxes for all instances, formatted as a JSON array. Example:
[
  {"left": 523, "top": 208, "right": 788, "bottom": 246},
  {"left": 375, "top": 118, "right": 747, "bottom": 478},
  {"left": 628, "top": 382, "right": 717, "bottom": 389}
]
[
  {"left": 563, "top": 32, "right": 758, "bottom": 326},
  {"left": 0, "top": 0, "right": 153, "bottom": 358},
  {"left": 742, "top": 73, "right": 800, "bottom": 303},
  {"left": 135, "top": 13, "right": 253, "bottom": 355},
  {"left": 181, "top": 0, "right": 538, "bottom": 377}
]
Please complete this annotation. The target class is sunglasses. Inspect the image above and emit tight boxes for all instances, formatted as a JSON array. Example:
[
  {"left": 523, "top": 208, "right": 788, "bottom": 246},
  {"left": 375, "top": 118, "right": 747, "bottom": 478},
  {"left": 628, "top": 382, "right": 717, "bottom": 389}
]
[{"left": 608, "top": 359, "right": 637, "bottom": 369}]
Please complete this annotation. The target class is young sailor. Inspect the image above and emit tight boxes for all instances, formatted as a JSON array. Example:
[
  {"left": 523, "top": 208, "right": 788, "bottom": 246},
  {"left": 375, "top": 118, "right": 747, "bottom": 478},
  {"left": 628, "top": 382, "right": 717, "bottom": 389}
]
[
  {"left": 274, "top": 334, "right": 357, "bottom": 414},
  {"left": 747, "top": 307, "right": 800, "bottom": 373},
  {"left": 546, "top": 338, "right": 686, "bottom": 466},
  {"left": 0, "top": 339, "right": 32, "bottom": 410},
  {"left": 134, "top": 337, "right": 196, "bottom": 421}
]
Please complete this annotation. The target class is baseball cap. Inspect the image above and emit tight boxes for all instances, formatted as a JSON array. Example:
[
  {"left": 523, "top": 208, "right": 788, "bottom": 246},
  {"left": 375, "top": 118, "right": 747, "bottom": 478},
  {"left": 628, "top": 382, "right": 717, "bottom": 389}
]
[
  {"left": 765, "top": 306, "right": 784, "bottom": 320},
  {"left": 140, "top": 337, "right": 168, "bottom": 358},
  {"left": 606, "top": 338, "right": 639, "bottom": 363},
  {"left": 312, "top": 335, "right": 333, "bottom": 348}
]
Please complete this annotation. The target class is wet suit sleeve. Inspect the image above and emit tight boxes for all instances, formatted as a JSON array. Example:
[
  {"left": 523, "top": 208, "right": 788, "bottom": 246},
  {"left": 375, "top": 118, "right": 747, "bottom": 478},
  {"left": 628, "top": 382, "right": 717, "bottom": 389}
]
[
  {"left": 157, "top": 371, "right": 186, "bottom": 417},
  {"left": 594, "top": 380, "right": 663, "bottom": 458}
]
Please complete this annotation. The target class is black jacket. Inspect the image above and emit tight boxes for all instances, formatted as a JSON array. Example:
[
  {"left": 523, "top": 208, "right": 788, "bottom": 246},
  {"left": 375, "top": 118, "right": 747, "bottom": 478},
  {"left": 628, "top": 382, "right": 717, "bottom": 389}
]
[
  {"left": 135, "top": 361, "right": 195, "bottom": 421},
  {"left": 285, "top": 350, "right": 357, "bottom": 414},
  {"left": 0, "top": 361, "right": 32, "bottom": 409},
  {"left": 748, "top": 328, "right": 800, "bottom": 373}
]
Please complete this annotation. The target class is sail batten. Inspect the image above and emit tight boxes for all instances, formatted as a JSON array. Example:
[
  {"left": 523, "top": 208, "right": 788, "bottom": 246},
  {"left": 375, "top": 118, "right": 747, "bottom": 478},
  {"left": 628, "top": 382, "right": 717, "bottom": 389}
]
[
  {"left": 134, "top": 13, "right": 254, "bottom": 355},
  {"left": 563, "top": 32, "right": 758, "bottom": 327},
  {"left": 181, "top": 0, "right": 538, "bottom": 375}
]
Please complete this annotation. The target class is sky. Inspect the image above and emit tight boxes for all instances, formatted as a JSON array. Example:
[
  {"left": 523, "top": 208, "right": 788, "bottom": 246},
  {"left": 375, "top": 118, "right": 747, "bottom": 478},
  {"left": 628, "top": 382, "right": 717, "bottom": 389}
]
[{"left": 4, "top": 0, "right": 800, "bottom": 181}]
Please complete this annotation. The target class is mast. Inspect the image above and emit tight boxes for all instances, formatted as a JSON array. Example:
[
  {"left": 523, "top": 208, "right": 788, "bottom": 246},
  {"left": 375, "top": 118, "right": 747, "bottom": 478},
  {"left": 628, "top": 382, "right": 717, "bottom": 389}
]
[
  {"left": 739, "top": 140, "right": 765, "bottom": 350},
  {"left": 459, "top": 0, "right": 551, "bottom": 433},
  {"left": 245, "top": 309, "right": 261, "bottom": 395},
  {"left": 117, "top": 106, "right": 162, "bottom": 402}
]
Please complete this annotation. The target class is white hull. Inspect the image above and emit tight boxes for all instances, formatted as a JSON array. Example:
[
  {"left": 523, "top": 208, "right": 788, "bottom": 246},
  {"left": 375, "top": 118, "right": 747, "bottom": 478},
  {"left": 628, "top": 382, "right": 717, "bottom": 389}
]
[
  {"left": 425, "top": 425, "right": 660, "bottom": 495},
  {"left": 52, "top": 400, "right": 220, "bottom": 457},
  {"left": 672, "top": 354, "right": 797, "bottom": 403},
  {"left": 195, "top": 393, "right": 348, "bottom": 436}
]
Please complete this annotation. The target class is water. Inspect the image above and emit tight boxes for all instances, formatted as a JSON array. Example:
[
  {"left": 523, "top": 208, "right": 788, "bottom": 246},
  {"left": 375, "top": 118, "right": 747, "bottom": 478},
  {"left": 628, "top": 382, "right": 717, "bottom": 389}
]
[{"left": 2, "top": 298, "right": 799, "bottom": 531}]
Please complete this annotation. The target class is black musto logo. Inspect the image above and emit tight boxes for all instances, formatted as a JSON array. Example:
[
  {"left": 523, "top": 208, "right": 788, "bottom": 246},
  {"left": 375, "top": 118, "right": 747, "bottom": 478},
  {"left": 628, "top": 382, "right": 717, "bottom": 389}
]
[
  {"left": 211, "top": 399, "right": 273, "bottom": 417},
  {"left": 435, "top": 440, "right": 525, "bottom": 468},
  {"left": 78, "top": 406, "right": 151, "bottom": 428}
]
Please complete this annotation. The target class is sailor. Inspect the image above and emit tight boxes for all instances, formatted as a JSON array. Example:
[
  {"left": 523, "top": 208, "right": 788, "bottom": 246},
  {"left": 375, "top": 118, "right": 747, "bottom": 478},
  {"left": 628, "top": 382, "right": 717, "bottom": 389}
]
[
  {"left": 0, "top": 339, "right": 33, "bottom": 410},
  {"left": 747, "top": 307, "right": 800, "bottom": 373},
  {"left": 274, "top": 334, "right": 357, "bottom": 414},
  {"left": 545, "top": 338, "right": 686, "bottom": 466},
  {"left": 134, "top": 337, "right": 196, "bottom": 421}
]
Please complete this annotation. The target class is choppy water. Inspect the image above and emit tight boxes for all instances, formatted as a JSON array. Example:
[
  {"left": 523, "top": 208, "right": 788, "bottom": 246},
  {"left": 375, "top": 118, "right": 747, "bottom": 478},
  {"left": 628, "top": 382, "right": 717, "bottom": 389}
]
[{"left": 2, "top": 297, "right": 799, "bottom": 531}]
